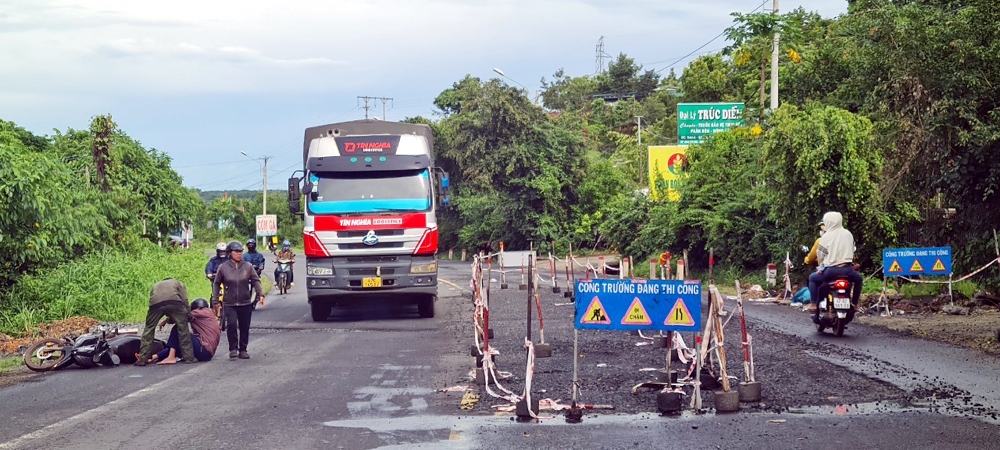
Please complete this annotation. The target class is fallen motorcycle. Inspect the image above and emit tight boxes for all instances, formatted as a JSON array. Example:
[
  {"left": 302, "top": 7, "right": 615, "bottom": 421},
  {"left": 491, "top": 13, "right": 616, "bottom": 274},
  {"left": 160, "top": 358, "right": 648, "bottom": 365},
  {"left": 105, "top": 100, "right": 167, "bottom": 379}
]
[{"left": 23, "top": 328, "right": 166, "bottom": 372}]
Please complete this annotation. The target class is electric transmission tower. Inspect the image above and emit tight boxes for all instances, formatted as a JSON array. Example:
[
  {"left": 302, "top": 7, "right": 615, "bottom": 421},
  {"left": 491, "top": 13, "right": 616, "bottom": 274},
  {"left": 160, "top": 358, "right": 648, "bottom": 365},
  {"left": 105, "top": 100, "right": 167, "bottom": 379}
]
[
  {"left": 357, "top": 96, "right": 393, "bottom": 120},
  {"left": 595, "top": 36, "right": 611, "bottom": 74}
]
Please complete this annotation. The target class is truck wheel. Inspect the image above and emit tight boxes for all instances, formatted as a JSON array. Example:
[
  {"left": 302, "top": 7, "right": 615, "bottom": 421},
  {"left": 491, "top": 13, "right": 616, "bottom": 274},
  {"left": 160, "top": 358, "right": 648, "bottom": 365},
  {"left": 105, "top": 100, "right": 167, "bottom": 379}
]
[
  {"left": 418, "top": 295, "right": 436, "bottom": 318},
  {"left": 311, "top": 302, "right": 331, "bottom": 322}
]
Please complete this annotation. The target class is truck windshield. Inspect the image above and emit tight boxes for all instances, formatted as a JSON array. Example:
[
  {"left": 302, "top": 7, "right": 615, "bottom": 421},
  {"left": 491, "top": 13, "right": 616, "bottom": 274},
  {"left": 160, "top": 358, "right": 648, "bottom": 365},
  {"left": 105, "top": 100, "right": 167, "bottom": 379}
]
[{"left": 307, "top": 169, "right": 431, "bottom": 214}]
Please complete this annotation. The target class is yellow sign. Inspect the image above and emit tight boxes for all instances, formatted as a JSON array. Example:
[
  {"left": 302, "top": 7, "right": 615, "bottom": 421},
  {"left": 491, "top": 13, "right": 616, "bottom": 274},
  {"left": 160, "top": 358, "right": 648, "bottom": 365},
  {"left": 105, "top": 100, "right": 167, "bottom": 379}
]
[
  {"left": 888, "top": 260, "right": 903, "bottom": 273},
  {"left": 910, "top": 259, "right": 924, "bottom": 272},
  {"left": 664, "top": 298, "right": 695, "bottom": 326},
  {"left": 620, "top": 297, "right": 652, "bottom": 326},
  {"left": 580, "top": 296, "right": 611, "bottom": 325},
  {"left": 648, "top": 145, "right": 688, "bottom": 201},
  {"left": 932, "top": 259, "right": 946, "bottom": 272}
]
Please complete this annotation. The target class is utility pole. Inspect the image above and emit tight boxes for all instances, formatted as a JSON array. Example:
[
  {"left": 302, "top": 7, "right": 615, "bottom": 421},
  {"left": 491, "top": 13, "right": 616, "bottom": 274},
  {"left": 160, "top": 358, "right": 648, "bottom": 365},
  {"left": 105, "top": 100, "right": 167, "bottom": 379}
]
[
  {"left": 769, "top": 0, "right": 780, "bottom": 111},
  {"left": 262, "top": 156, "right": 270, "bottom": 215},
  {"left": 358, "top": 96, "right": 393, "bottom": 120},
  {"left": 595, "top": 36, "right": 610, "bottom": 74},
  {"left": 636, "top": 116, "right": 643, "bottom": 146},
  {"left": 380, "top": 97, "right": 393, "bottom": 120}
]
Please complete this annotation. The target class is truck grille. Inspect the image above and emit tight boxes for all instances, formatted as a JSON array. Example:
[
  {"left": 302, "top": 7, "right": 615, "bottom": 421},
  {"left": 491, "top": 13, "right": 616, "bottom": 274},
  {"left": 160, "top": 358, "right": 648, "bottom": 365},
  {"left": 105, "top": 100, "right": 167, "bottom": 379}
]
[
  {"left": 339, "top": 242, "right": 405, "bottom": 250},
  {"left": 345, "top": 256, "right": 399, "bottom": 263},
  {"left": 348, "top": 268, "right": 397, "bottom": 276}
]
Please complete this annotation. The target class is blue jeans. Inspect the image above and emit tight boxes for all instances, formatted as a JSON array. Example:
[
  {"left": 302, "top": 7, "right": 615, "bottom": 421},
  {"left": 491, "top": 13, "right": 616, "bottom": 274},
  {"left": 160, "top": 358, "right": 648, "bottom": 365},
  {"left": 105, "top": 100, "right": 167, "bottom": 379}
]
[
  {"left": 157, "top": 326, "right": 213, "bottom": 362},
  {"left": 808, "top": 270, "right": 824, "bottom": 305},
  {"left": 817, "top": 265, "right": 863, "bottom": 306}
]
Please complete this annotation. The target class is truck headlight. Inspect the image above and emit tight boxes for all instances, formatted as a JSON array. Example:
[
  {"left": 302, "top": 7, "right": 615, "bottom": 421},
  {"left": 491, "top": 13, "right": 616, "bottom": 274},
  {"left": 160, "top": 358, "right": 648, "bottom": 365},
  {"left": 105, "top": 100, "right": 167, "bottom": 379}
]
[
  {"left": 410, "top": 263, "right": 437, "bottom": 274},
  {"left": 307, "top": 266, "right": 333, "bottom": 276}
]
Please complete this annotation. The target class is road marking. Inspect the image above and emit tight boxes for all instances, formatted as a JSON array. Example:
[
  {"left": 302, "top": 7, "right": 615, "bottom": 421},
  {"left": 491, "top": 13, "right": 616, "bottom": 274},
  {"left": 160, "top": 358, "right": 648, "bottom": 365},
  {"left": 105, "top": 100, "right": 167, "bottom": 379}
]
[
  {"left": 439, "top": 278, "right": 463, "bottom": 291},
  {"left": 0, "top": 374, "right": 183, "bottom": 449}
]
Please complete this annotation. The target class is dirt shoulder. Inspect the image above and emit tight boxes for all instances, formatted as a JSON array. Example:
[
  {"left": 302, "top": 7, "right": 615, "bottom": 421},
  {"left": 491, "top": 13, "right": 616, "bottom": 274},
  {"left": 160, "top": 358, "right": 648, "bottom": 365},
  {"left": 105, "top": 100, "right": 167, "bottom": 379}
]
[{"left": 856, "top": 292, "right": 1000, "bottom": 355}]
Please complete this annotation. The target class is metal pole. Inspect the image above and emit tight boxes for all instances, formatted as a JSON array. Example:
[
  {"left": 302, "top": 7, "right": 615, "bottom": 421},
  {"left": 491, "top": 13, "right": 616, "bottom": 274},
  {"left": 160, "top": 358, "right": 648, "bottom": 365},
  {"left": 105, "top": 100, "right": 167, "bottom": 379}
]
[
  {"left": 769, "top": 0, "right": 780, "bottom": 110},
  {"left": 527, "top": 255, "right": 534, "bottom": 344},
  {"left": 262, "top": 156, "right": 269, "bottom": 215},
  {"left": 572, "top": 327, "right": 579, "bottom": 403}
]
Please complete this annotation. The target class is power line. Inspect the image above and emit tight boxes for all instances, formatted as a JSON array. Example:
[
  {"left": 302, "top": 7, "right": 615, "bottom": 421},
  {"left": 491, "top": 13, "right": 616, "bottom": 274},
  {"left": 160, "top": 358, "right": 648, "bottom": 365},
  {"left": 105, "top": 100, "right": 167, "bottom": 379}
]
[{"left": 653, "top": 1, "right": 769, "bottom": 73}]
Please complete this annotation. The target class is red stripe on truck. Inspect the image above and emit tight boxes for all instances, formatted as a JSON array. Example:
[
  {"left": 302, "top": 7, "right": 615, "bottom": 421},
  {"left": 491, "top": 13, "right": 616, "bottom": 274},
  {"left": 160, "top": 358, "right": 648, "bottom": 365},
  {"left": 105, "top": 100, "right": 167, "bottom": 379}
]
[{"left": 314, "top": 214, "right": 427, "bottom": 231}]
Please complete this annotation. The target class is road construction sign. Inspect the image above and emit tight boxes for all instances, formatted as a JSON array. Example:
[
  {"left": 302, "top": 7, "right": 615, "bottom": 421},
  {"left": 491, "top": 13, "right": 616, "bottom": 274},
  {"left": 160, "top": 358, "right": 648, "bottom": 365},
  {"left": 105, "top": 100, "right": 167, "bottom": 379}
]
[
  {"left": 882, "top": 247, "right": 952, "bottom": 277},
  {"left": 580, "top": 296, "right": 611, "bottom": 325},
  {"left": 665, "top": 298, "right": 695, "bottom": 327},
  {"left": 621, "top": 298, "right": 652, "bottom": 326},
  {"left": 575, "top": 279, "right": 701, "bottom": 331}
]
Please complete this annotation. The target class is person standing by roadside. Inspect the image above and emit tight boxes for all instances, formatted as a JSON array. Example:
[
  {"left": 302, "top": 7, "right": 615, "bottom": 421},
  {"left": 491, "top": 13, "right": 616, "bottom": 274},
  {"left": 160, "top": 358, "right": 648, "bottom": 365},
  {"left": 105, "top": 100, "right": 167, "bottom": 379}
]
[
  {"left": 135, "top": 278, "right": 196, "bottom": 366},
  {"left": 212, "top": 241, "right": 265, "bottom": 359}
]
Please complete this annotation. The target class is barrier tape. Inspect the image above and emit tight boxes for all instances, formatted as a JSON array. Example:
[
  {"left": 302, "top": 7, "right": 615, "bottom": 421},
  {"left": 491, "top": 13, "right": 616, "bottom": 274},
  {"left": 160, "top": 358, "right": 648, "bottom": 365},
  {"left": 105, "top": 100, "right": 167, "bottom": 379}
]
[
  {"left": 899, "top": 257, "right": 999, "bottom": 284},
  {"left": 523, "top": 339, "right": 539, "bottom": 419}
]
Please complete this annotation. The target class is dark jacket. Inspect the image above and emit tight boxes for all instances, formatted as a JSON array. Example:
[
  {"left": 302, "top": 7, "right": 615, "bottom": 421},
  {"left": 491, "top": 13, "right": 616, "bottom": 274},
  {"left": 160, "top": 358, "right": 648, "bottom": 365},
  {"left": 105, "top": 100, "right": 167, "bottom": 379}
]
[
  {"left": 212, "top": 260, "right": 264, "bottom": 306},
  {"left": 244, "top": 250, "right": 265, "bottom": 273},
  {"left": 149, "top": 279, "right": 189, "bottom": 310},
  {"left": 205, "top": 255, "right": 228, "bottom": 276}
]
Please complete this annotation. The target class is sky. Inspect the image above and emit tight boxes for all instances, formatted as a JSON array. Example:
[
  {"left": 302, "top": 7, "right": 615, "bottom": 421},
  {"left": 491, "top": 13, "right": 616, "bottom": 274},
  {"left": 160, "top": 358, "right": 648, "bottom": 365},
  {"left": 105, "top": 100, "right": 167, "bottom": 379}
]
[{"left": 1, "top": 0, "right": 849, "bottom": 191}]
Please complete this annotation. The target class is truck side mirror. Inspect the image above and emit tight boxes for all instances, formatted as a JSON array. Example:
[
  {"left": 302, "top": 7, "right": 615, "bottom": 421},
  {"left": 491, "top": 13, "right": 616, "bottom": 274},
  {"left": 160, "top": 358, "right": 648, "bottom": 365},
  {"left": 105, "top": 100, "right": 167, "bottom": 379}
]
[
  {"left": 438, "top": 172, "right": 450, "bottom": 207},
  {"left": 288, "top": 177, "right": 301, "bottom": 215}
]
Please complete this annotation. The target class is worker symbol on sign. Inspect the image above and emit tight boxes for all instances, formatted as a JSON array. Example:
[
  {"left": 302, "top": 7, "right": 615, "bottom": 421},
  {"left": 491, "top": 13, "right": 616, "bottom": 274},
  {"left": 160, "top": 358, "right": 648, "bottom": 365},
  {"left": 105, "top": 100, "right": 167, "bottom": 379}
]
[
  {"left": 888, "top": 260, "right": 902, "bottom": 273},
  {"left": 580, "top": 296, "right": 611, "bottom": 325}
]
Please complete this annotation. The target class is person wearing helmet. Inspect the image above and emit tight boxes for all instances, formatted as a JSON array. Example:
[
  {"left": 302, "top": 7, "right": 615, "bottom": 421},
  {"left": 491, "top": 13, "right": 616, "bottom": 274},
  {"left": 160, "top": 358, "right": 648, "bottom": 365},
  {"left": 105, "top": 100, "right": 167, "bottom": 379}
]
[
  {"left": 212, "top": 241, "right": 265, "bottom": 359},
  {"left": 274, "top": 240, "right": 296, "bottom": 287},
  {"left": 148, "top": 298, "right": 221, "bottom": 364},
  {"left": 244, "top": 238, "right": 266, "bottom": 278},
  {"left": 804, "top": 222, "right": 826, "bottom": 313},
  {"left": 205, "top": 242, "right": 229, "bottom": 281}
]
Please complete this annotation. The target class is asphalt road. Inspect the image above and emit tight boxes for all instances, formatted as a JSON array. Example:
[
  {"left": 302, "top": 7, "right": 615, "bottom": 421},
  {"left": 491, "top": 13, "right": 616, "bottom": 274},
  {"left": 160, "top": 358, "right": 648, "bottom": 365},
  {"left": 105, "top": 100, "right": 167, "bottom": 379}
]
[{"left": 1, "top": 259, "right": 998, "bottom": 449}]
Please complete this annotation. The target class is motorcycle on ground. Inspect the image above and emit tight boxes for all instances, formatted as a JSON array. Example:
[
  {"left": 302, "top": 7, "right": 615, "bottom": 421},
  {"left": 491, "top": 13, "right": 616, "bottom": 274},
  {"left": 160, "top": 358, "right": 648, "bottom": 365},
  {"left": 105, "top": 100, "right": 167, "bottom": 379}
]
[
  {"left": 275, "top": 258, "right": 293, "bottom": 295},
  {"left": 23, "top": 328, "right": 166, "bottom": 372}
]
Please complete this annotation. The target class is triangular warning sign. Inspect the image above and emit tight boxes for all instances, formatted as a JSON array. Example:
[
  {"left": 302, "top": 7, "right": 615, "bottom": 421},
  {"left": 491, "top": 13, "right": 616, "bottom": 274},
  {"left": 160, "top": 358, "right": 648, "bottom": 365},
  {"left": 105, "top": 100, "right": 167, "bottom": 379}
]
[
  {"left": 931, "top": 259, "right": 946, "bottom": 272},
  {"left": 910, "top": 259, "right": 924, "bottom": 272},
  {"left": 621, "top": 297, "right": 652, "bottom": 326},
  {"left": 580, "top": 296, "right": 611, "bottom": 324},
  {"left": 888, "top": 260, "right": 903, "bottom": 273},
  {"left": 665, "top": 298, "right": 695, "bottom": 326}
]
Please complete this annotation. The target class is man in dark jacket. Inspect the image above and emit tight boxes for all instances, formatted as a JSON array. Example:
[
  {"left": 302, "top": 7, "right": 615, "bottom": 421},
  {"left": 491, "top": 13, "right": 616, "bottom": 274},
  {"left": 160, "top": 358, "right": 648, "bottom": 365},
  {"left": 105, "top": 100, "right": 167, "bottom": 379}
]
[
  {"left": 205, "top": 242, "right": 229, "bottom": 280},
  {"left": 244, "top": 238, "right": 266, "bottom": 277},
  {"left": 212, "top": 241, "right": 265, "bottom": 359},
  {"left": 136, "top": 278, "right": 196, "bottom": 366}
]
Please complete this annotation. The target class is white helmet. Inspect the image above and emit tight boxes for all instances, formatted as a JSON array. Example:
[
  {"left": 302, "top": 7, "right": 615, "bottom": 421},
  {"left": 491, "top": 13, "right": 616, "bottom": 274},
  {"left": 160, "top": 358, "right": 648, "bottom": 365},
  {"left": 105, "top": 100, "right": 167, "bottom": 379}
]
[{"left": 216, "top": 242, "right": 227, "bottom": 252}]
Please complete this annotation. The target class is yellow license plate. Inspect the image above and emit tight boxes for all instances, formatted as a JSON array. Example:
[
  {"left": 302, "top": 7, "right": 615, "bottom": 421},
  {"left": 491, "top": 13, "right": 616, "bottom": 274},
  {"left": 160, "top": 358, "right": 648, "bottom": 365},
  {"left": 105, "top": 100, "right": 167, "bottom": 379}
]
[{"left": 362, "top": 277, "right": 382, "bottom": 288}]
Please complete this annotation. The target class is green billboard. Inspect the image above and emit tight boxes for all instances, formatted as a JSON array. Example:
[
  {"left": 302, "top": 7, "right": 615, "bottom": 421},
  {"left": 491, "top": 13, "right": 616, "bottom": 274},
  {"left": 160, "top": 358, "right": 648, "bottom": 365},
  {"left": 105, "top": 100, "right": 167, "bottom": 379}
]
[{"left": 677, "top": 103, "right": 745, "bottom": 145}]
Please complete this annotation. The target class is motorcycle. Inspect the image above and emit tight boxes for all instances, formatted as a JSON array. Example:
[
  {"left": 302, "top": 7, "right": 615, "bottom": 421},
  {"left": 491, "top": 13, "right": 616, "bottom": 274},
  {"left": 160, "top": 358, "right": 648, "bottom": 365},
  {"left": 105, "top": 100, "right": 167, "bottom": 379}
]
[
  {"left": 23, "top": 328, "right": 166, "bottom": 372},
  {"left": 816, "top": 277, "right": 856, "bottom": 337},
  {"left": 275, "top": 258, "right": 293, "bottom": 295}
]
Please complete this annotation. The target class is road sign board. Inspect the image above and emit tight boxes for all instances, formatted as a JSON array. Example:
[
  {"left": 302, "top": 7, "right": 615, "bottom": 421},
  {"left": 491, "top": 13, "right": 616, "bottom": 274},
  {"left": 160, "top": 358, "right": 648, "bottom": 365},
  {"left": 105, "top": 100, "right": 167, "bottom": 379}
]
[
  {"left": 575, "top": 279, "right": 702, "bottom": 331},
  {"left": 882, "top": 247, "right": 952, "bottom": 276},
  {"left": 256, "top": 214, "right": 278, "bottom": 237},
  {"left": 677, "top": 103, "right": 745, "bottom": 145}
]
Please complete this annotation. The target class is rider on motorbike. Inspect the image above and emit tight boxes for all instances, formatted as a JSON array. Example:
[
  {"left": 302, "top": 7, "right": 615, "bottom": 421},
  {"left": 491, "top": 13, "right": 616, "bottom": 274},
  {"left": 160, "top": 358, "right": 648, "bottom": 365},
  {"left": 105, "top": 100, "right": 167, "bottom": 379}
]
[
  {"left": 244, "top": 238, "right": 266, "bottom": 278},
  {"left": 205, "top": 242, "right": 229, "bottom": 281},
  {"left": 814, "top": 211, "right": 864, "bottom": 323},
  {"left": 804, "top": 222, "right": 826, "bottom": 312},
  {"left": 274, "top": 240, "right": 296, "bottom": 287}
]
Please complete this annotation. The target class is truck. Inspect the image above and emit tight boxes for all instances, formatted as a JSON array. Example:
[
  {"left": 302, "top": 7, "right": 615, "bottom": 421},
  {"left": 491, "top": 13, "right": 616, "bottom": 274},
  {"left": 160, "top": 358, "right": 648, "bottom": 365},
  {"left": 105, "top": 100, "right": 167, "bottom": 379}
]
[{"left": 287, "top": 120, "right": 449, "bottom": 321}]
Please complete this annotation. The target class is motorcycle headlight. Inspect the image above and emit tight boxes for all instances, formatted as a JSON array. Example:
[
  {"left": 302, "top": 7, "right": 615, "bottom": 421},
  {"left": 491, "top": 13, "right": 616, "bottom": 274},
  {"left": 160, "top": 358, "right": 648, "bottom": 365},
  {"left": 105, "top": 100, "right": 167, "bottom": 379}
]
[
  {"left": 410, "top": 263, "right": 437, "bottom": 274},
  {"left": 307, "top": 266, "right": 333, "bottom": 276}
]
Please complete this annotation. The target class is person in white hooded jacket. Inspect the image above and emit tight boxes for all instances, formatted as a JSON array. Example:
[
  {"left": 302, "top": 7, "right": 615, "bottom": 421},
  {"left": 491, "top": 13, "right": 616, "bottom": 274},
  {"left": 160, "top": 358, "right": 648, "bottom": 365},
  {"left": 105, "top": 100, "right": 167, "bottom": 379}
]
[{"left": 814, "top": 211, "right": 863, "bottom": 323}]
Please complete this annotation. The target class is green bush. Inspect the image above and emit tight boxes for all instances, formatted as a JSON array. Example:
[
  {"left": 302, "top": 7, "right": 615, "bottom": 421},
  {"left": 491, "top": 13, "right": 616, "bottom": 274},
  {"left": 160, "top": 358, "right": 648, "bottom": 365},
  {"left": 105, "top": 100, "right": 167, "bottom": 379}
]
[{"left": 0, "top": 242, "right": 269, "bottom": 336}]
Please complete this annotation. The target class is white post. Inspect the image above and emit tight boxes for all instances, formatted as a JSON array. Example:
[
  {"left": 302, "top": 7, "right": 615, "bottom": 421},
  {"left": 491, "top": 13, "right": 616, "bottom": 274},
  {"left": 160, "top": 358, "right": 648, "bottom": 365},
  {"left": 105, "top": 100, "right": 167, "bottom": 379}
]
[{"left": 770, "top": 0, "right": 780, "bottom": 111}]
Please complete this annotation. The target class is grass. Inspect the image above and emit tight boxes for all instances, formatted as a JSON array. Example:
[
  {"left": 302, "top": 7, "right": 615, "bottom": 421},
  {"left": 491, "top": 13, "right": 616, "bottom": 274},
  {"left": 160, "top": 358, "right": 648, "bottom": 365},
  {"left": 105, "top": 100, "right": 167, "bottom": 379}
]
[
  {"left": 0, "top": 356, "right": 21, "bottom": 375},
  {"left": 0, "top": 242, "right": 273, "bottom": 337}
]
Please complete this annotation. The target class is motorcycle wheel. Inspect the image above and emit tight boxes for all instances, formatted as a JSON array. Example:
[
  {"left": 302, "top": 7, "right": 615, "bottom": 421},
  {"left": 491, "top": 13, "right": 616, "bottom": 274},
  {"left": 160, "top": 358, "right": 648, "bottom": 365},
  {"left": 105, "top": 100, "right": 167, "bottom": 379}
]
[
  {"left": 23, "top": 338, "right": 70, "bottom": 372},
  {"left": 279, "top": 274, "right": 287, "bottom": 295},
  {"left": 834, "top": 319, "right": 846, "bottom": 337}
]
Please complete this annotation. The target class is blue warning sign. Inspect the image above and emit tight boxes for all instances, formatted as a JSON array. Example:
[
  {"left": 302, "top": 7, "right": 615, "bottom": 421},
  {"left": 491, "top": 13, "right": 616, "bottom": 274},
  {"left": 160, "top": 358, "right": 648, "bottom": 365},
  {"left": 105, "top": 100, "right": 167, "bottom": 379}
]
[
  {"left": 882, "top": 247, "right": 952, "bottom": 277},
  {"left": 574, "top": 279, "right": 702, "bottom": 331}
]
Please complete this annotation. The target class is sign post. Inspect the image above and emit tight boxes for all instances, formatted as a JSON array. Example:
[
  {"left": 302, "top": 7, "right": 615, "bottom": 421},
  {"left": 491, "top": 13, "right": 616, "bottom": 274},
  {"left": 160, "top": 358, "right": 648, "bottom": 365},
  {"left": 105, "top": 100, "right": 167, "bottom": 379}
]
[{"left": 255, "top": 214, "right": 278, "bottom": 237}]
